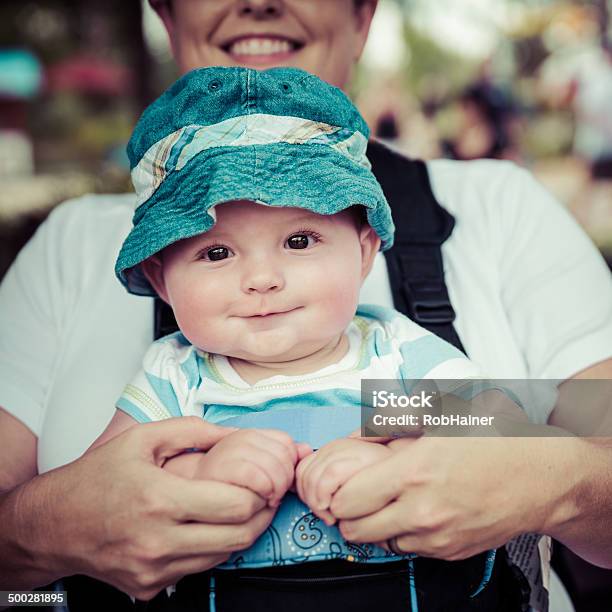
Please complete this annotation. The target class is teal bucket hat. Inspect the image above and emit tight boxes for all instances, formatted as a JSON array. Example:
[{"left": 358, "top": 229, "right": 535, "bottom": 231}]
[{"left": 116, "top": 66, "right": 395, "bottom": 295}]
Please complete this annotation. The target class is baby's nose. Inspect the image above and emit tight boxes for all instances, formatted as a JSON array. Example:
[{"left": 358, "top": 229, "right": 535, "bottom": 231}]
[{"left": 242, "top": 264, "right": 285, "bottom": 294}]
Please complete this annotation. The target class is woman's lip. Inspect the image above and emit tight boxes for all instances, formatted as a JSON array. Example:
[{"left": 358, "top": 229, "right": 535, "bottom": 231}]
[
  {"left": 222, "top": 33, "right": 303, "bottom": 48},
  {"left": 221, "top": 34, "right": 304, "bottom": 63}
]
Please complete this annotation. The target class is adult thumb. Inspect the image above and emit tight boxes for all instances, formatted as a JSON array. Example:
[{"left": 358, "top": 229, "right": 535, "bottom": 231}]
[{"left": 134, "top": 417, "right": 238, "bottom": 463}]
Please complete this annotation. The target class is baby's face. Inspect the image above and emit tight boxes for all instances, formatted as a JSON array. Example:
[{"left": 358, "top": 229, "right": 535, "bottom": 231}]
[{"left": 146, "top": 201, "right": 379, "bottom": 363}]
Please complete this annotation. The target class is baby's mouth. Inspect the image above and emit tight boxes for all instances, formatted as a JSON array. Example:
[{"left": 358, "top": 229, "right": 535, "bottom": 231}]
[
  {"left": 222, "top": 35, "right": 304, "bottom": 63},
  {"left": 243, "top": 307, "right": 302, "bottom": 319}
]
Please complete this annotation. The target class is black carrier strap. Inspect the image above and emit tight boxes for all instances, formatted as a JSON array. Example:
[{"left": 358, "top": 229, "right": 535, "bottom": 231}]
[
  {"left": 366, "top": 140, "right": 465, "bottom": 353},
  {"left": 155, "top": 141, "right": 465, "bottom": 354}
]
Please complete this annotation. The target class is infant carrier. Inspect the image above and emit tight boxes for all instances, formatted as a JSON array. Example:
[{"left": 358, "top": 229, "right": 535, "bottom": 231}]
[{"left": 64, "top": 141, "right": 532, "bottom": 612}]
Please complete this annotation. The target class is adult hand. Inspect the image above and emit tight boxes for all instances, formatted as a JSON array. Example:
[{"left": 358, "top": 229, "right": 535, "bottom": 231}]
[
  {"left": 329, "top": 433, "right": 576, "bottom": 561},
  {"left": 166, "top": 428, "right": 311, "bottom": 507},
  {"left": 295, "top": 438, "right": 391, "bottom": 525},
  {"left": 2, "top": 417, "right": 274, "bottom": 599}
]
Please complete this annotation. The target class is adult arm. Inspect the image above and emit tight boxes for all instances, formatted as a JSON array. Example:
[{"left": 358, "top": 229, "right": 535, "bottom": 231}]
[
  {"left": 331, "top": 392, "right": 590, "bottom": 560},
  {"left": 330, "top": 301, "right": 612, "bottom": 567},
  {"left": 330, "top": 163, "right": 612, "bottom": 567},
  {"left": 0, "top": 408, "right": 38, "bottom": 491},
  {"left": 333, "top": 422, "right": 612, "bottom": 569},
  {"left": 329, "top": 382, "right": 612, "bottom": 567},
  {"left": 542, "top": 358, "right": 612, "bottom": 567},
  {"left": 0, "top": 200, "right": 273, "bottom": 596},
  {"left": 493, "top": 161, "right": 612, "bottom": 564},
  {"left": 0, "top": 415, "right": 274, "bottom": 599}
]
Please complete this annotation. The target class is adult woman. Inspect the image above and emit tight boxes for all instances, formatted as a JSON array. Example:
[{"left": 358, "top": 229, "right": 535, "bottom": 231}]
[{"left": 1, "top": 0, "right": 611, "bottom": 605}]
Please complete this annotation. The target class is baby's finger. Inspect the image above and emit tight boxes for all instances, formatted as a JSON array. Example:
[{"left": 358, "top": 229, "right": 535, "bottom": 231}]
[
  {"left": 296, "top": 442, "right": 313, "bottom": 461},
  {"left": 298, "top": 452, "right": 333, "bottom": 512},
  {"left": 295, "top": 452, "right": 317, "bottom": 502},
  {"left": 316, "top": 459, "right": 355, "bottom": 512},
  {"left": 249, "top": 438, "right": 298, "bottom": 492},
  {"left": 232, "top": 429, "right": 298, "bottom": 483},
  {"left": 313, "top": 506, "right": 337, "bottom": 526},
  {"left": 222, "top": 459, "right": 274, "bottom": 500},
  {"left": 246, "top": 447, "right": 295, "bottom": 502},
  {"left": 255, "top": 429, "right": 299, "bottom": 464}
]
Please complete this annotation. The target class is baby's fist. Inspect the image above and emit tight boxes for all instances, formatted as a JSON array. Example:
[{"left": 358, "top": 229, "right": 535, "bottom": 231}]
[
  {"left": 193, "top": 428, "right": 303, "bottom": 506},
  {"left": 296, "top": 438, "right": 391, "bottom": 524}
]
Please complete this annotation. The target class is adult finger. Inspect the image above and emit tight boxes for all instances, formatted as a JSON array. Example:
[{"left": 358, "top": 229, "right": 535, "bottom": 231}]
[
  {"left": 347, "top": 428, "right": 395, "bottom": 443},
  {"left": 167, "top": 477, "right": 267, "bottom": 523},
  {"left": 154, "top": 552, "right": 230, "bottom": 585},
  {"left": 124, "top": 553, "right": 231, "bottom": 600},
  {"left": 348, "top": 427, "right": 423, "bottom": 441},
  {"left": 338, "top": 499, "right": 416, "bottom": 544},
  {"left": 330, "top": 454, "right": 407, "bottom": 519},
  {"left": 168, "top": 506, "right": 275, "bottom": 554},
  {"left": 131, "top": 417, "right": 238, "bottom": 463},
  {"left": 378, "top": 534, "right": 423, "bottom": 556}
]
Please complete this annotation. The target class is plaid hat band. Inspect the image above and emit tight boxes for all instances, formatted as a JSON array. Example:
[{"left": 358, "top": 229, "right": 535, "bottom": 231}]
[{"left": 132, "top": 113, "right": 370, "bottom": 209}]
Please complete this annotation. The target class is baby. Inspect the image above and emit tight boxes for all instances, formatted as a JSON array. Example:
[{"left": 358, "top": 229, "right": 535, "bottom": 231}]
[{"left": 94, "top": 67, "right": 506, "bottom": 605}]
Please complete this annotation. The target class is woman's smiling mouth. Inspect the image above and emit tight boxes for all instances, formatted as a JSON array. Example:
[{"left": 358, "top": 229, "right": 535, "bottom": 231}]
[{"left": 223, "top": 35, "right": 304, "bottom": 63}]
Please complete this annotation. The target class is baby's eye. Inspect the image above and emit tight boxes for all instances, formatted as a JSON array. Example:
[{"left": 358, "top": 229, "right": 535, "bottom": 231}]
[
  {"left": 285, "top": 233, "right": 319, "bottom": 250},
  {"left": 201, "top": 246, "right": 233, "bottom": 261}
]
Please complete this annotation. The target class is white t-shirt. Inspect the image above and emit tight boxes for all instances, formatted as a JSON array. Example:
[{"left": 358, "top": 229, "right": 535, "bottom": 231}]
[{"left": 1, "top": 159, "right": 611, "bottom": 473}]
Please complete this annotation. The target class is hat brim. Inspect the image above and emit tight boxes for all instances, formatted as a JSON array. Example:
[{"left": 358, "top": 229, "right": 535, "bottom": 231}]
[{"left": 116, "top": 143, "right": 394, "bottom": 296}]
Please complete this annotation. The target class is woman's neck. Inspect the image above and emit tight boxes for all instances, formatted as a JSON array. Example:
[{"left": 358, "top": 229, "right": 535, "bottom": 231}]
[{"left": 228, "top": 333, "right": 350, "bottom": 385}]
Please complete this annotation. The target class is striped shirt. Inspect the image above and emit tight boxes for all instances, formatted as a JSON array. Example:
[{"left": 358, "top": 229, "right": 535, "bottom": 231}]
[{"left": 117, "top": 304, "right": 487, "bottom": 568}]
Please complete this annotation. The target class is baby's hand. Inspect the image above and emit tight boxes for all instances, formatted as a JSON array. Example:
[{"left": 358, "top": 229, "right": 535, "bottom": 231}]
[
  {"left": 165, "top": 429, "right": 311, "bottom": 507},
  {"left": 296, "top": 438, "right": 391, "bottom": 525}
]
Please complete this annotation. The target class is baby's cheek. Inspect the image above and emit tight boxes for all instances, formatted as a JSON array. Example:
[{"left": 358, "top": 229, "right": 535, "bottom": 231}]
[
  {"left": 173, "top": 299, "right": 223, "bottom": 349},
  {"left": 324, "top": 275, "right": 362, "bottom": 319}
]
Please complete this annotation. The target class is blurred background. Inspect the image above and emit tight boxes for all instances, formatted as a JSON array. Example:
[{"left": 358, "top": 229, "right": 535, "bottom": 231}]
[
  {"left": 0, "top": 0, "right": 611, "bottom": 608},
  {"left": 1, "top": 0, "right": 612, "bottom": 277}
]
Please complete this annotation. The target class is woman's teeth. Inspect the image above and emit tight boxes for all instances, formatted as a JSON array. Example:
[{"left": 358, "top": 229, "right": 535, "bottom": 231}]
[{"left": 229, "top": 38, "right": 294, "bottom": 56}]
